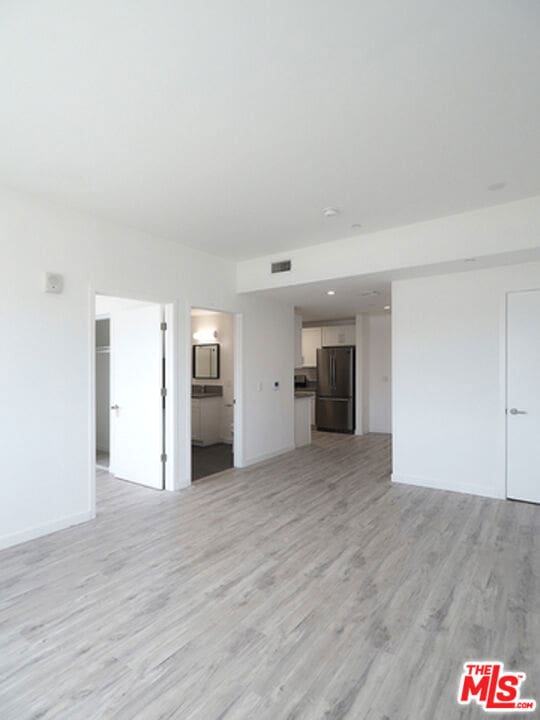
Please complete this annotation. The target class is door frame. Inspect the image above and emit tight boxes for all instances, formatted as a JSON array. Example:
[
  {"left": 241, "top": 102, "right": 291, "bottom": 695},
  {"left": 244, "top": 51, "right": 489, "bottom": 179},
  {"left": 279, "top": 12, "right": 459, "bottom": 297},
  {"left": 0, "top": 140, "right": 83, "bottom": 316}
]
[
  {"left": 89, "top": 289, "right": 178, "bottom": 517},
  {"left": 504, "top": 287, "right": 540, "bottom": 501},
  {"left": 180, "top": 303, "right": 244, "bottom": 486}
]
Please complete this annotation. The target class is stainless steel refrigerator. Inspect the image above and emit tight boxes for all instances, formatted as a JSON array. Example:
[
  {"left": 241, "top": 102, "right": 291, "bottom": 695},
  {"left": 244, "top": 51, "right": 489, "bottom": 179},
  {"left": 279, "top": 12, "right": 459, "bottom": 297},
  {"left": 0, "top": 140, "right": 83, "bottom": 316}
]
[{"left": 316, "top": 346, "right": 355, "bottom": 433}]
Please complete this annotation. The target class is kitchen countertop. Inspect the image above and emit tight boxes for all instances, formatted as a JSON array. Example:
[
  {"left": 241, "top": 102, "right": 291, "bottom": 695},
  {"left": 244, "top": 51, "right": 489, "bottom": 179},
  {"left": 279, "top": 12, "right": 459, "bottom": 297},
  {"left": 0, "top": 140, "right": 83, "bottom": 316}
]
[
  {"left": 294, "top": 390, "right": 316, "bottom": 398},
  {"left": 192, "top": 393, "right": 222, "bottom": 399}
]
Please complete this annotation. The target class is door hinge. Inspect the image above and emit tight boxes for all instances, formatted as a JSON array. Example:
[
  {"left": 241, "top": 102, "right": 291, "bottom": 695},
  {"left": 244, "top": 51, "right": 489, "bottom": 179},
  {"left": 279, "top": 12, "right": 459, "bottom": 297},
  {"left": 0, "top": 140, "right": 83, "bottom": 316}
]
[
  {"left": 161, "top": 387, "right": 167, "bottom": 398},
  {"left": 161, "top": 453, "right": 167, "bottom": 463},
  {"left": 160, "top": 321, "right": 167, "bottom": 331}
]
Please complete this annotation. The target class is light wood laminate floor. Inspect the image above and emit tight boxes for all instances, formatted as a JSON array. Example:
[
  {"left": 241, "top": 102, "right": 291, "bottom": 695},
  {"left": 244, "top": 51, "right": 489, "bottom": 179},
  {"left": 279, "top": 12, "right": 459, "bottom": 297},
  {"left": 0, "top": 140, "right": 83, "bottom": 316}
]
[{"left": 1, "top": 432, "right": 539, "bottom": 719}]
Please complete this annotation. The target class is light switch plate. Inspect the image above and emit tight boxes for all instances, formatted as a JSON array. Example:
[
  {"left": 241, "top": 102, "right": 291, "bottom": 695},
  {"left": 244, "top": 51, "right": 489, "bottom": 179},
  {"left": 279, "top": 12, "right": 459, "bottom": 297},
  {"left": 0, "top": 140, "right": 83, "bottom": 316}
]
[{"left": 45, "top": 272, "right": 63, "bottom": 294}]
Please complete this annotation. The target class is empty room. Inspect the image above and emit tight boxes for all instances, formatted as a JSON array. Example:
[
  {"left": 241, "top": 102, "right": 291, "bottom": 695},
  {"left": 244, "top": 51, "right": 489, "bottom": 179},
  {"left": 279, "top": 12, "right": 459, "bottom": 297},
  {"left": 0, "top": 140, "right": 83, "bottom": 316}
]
[{"left": 1, "top": 2, "right": 540, "bottom": 719}]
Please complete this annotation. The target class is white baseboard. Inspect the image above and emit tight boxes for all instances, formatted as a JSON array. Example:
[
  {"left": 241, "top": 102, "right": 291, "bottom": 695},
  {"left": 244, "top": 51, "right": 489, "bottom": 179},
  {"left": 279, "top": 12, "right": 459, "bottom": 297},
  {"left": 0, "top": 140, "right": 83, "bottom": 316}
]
[
  {"left": 391, "top": 473, "right": 504, "bottom": 500},
  {"left": 240, "top": 444, "right": 296, "bottom": 468},
  {"left": 0, "top": 510, "right": 95, "bottom": 550}
]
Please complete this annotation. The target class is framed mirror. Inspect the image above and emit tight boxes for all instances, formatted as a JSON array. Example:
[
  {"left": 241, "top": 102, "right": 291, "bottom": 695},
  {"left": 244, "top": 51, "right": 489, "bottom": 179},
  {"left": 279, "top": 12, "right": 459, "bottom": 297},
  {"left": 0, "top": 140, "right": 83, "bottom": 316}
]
[{"left": 193, "top": 343, "right": 220, "bottom": 379}]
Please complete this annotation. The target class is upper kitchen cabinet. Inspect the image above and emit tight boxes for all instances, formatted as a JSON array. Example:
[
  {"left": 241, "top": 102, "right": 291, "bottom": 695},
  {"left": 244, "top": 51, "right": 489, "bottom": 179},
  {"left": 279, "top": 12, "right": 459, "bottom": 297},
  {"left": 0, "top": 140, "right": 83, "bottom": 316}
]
[
  {"left": 322, "top": 324, "right": 356, "bottom": 347},
  {"left": 294, "top": 315, "right": 303, "bottom": 368},
  {"left": 301, "top": 327, "right": 322, "bottom": 367}
]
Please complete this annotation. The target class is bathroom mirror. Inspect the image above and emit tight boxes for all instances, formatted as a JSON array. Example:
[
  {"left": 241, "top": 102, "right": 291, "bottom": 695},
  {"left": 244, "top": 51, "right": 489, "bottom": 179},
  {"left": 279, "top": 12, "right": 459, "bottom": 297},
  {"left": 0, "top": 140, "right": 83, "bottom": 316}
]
[{"left": 193, "top": 343, "right": 220, "bottom": 379}]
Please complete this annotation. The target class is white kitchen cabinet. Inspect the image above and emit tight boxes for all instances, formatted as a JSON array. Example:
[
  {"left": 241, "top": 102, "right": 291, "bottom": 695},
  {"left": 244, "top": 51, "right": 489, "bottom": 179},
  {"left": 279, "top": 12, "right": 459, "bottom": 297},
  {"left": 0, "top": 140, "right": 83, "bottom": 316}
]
[
  {"left": 322, "top": 324, "right": 356, "bottom": 347},
  {"left": 301, "top": 327, "right": 322, "bottom": 367},
  {"left": 294, "top": 314, "right": 303, "bottom": 369},
  {"left": 191, "top": 397, "right": 222, "bottom": 446}
]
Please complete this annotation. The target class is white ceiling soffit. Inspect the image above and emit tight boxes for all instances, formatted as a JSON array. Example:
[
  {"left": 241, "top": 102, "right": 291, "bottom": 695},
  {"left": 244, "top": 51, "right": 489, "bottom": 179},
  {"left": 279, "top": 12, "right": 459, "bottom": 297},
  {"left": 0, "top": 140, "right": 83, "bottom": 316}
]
[
  {"left": 1, "top": 1, "right": 540, "bottom": 260},
  {"left": 255, "top": 250, "right": 540, "bottom": 321}
]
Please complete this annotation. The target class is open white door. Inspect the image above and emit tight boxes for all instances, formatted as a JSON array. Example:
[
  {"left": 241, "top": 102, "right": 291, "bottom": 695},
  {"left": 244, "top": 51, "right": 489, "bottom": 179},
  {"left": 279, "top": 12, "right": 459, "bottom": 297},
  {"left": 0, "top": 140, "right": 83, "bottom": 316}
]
[
  {"left": 111, "top": 303, "right": 165, "bottom": 489},
  {"left": 507, "top": 289, "right": 540, "bottom": 504}
]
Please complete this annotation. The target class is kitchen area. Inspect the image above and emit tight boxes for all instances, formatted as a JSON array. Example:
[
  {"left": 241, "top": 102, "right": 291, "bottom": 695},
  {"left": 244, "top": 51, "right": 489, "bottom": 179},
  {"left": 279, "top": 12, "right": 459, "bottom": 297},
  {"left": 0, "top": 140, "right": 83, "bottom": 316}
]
[{"left": 294, "top": 317, "right": 357, "bottom": 447}]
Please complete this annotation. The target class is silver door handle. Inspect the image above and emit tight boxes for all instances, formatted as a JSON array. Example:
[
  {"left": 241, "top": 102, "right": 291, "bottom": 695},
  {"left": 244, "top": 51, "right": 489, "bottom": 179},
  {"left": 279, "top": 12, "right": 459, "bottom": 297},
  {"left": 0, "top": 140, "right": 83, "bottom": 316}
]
[
  {"left": 508, "top": 408, "right": 527, "bottom": 415},
  {"left": 110, "top": 404, "right": 120, "bottom": 410}
]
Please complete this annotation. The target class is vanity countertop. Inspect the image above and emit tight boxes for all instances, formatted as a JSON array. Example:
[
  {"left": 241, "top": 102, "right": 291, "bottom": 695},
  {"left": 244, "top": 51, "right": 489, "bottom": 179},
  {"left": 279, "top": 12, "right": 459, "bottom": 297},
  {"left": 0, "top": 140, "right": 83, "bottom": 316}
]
[{"left": 192, "top": 384, "right": 223, "bottom": 400}]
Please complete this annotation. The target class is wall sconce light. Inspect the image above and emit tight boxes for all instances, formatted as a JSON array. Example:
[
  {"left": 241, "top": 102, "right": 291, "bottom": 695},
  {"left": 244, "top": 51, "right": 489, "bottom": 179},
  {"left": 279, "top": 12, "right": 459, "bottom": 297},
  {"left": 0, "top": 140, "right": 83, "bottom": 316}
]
[{"left": 193, "top": 329, "right": 218, "bottom": 342}]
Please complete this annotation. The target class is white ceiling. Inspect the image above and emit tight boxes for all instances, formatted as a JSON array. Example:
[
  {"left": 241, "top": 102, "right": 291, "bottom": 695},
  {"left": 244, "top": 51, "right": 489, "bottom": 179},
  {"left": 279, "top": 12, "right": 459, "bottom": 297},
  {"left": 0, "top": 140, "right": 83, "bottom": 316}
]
[
  {"left": 290, "top": 276, "right": 393, "bottom": 322},
  {"left": 1, "top": 1, "right": 539, "bottom": 260}
]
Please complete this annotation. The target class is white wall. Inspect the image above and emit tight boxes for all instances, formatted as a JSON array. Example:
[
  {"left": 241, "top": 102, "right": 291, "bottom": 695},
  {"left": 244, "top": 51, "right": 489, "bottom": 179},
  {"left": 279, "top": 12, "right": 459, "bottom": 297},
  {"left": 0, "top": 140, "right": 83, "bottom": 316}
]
[
  {"left": 192, "top": 311, "right": 234, "bottom": 443},
  {"left": 0, "top": 187, "right": 294, "bottom": 549},
  {"left": 392, "top": 261, "right": 540, "bottom": 499},
  {"left": 355, "top": 314, "right": 392, "bottom": 435},
  {"left": 367, "top": 314, "right": 392, "bottom": 433},
  {"left": 237, "top": 195, "right": 540, "bottom": 292},
  {"left": 96, "top": 296, "right": 151, "bottom": 314},
  {"left": 241, "top": 301, "right": 295, "bottom": 464},
  {"left": 355, "top": 315, "right": 368, "bottom": 435}
]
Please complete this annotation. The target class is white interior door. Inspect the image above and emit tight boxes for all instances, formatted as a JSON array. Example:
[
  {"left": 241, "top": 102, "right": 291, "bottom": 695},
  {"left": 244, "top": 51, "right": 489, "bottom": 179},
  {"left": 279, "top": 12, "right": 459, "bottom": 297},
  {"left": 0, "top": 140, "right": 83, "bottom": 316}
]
[
  {"left": 111, "top": 303, "right": 164, "bottom": 489},
  {"left": 507, "top": 289, "right": 540, "bottom": 504}
]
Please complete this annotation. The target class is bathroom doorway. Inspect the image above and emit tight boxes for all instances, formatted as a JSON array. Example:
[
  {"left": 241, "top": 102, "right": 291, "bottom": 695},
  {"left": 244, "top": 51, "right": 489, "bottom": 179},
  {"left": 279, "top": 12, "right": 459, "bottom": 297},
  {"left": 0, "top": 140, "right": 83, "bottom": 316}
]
[{"left": 191, "top": 308, "right": 235, "bottom": 481}]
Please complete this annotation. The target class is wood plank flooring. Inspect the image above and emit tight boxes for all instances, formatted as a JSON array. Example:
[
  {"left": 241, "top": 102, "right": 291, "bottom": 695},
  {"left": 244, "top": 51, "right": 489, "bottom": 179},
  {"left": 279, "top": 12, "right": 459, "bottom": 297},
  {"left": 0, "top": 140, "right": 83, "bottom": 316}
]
[{"left": 1, "top": 432, "right": 539, "bottom": 719}]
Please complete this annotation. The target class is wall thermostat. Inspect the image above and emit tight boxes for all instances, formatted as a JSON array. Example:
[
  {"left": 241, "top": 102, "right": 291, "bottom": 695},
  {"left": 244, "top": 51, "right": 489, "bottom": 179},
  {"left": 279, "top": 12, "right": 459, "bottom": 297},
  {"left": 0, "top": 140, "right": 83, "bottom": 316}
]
[{"left": 45, "top": 272, "right": 64, "bottom": 294}]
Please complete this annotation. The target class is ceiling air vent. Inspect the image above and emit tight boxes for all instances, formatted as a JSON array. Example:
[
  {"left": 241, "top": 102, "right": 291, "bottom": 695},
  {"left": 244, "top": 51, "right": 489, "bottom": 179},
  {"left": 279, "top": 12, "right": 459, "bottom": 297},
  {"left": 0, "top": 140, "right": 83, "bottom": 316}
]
[{"left": 271, "top": 260, "right": 292, "bottom": 274}]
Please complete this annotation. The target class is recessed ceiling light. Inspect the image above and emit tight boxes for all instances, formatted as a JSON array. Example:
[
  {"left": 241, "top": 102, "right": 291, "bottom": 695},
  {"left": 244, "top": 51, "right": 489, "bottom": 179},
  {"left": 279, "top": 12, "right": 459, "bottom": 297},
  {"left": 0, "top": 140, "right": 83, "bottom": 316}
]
[
  {"left": 384, "top": 305, "right": 391, "bottom": 311},
  {"left": 351, "top": 223, "right": 362, "bottom": 230},
  {"left": 322, "top": 207, "right": 340, "bottom": 218},
  {"left": 327, "top": 290, "right": 336, "bottom": 296},
  {"left": 487, "top": 181, "right": 507, "bottom": 191}
]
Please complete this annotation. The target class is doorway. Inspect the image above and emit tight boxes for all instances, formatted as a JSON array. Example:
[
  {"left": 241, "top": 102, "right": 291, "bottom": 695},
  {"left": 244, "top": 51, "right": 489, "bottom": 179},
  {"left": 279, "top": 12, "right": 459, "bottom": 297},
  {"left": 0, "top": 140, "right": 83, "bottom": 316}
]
[
  {"left": 191, "top": 308, "right": 235, "bottom": 481},
  {"left": 506, "top": 289, "right": 540, "bottom": 504},
  {"left": 95, "top": 317, "right": 111, "bottom": 469},
  {"left": 94, "top": 294, "right": 168, "bottom": 492}
]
